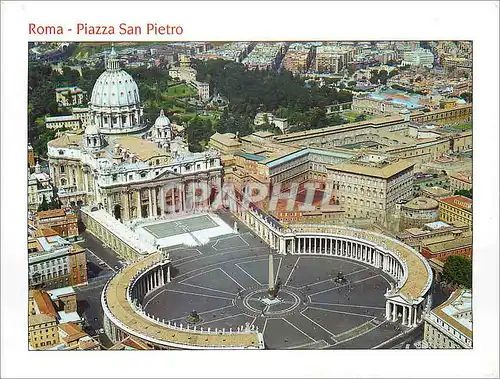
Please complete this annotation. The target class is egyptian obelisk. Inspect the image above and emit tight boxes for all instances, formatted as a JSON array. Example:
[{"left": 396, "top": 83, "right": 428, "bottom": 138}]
[{"left": 268, "top": 254, "right": 275, "bottom": 299}]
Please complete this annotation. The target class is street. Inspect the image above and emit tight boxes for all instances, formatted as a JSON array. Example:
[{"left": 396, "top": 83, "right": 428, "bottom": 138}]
[{"left": 73, "top": 231, "right": 126, "bottom": 344}]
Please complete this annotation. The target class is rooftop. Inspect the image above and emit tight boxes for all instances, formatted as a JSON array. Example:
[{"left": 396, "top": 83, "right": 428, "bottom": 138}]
[
  {"left": 235, "top": 152, "right": 267, "bottom": 162},
  {"left": 32, "top": 290, "right": 57, "bottom": 317},
  {"left": 432, "top": 289, "right": 472, "bottom": 338},
  {"left": 327, "top": 160, "right": 415, "bottom": 179},
  {"left": 439, "top": 196, "right": 473, "bottom": 211},
  {"left": 109, "top": 336, "right": 152, "bottom": 350},
  {"left": 59, "top": 323, "right": 87, "bottom": 344},
  {"left": 82, "top": 207, "right": 158, "bottom": 255},
  {"left": 403, "top": 197, "right": 439, "bottom": 210},
  {"left": 210, "top": 132, "right": 242, "bottom": 147},
  {"left": 36, "top": 209, "right": 66, "bottom": 219},
  {"left": 424, "top": 235, "right": 472, "bottom": 253},
  {"left": 29, "top": 313, "right": 56, "bottom": 327},
  {"left": 115, "top": 136, "right": 168, "bottom": 162},
  {"left": 47, "top": 286, "right": 76, "bottom": 300}
]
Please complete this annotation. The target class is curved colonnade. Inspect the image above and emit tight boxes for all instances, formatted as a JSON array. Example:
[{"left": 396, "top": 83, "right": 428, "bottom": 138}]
[
  {"left": 233, "top": 204, "right": 433, "bottom": 327},
  {"left": 102, "top": 252, "right": 264, "bottom": 349}
]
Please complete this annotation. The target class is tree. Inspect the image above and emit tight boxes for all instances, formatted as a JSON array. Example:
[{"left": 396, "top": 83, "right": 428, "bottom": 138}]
[
  {"left": 460, "top": 92, "right": 472, "bottom": 103},
  {"left": 454, "top": 188, "right": 472, "bottom": 199},
  {"left": 442, "top": 255, "right": 472, "bottom": 289},
  {"left": 355, "top": 114, "right": 367, "bottom": 122},
  {"left": 49, "top": 197, "right": 62, "bottom": 210},
  {"left": 37, "top": 195, "right": 50, "bottom": 212}
]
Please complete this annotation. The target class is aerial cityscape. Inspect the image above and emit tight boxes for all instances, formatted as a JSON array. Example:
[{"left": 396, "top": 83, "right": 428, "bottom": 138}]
[{"left": 27, "top": 40, "right": 473, "bottom": 350}]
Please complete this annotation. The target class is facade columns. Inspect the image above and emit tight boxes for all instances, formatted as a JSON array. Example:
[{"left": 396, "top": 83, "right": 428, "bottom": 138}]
[
  {"left": 148, "top": 188, "right": 153, "bottom": 217},
  {"left": 123, "top": 191, "right": 130, "bottom": 221},
  {"left": 136, "top": 190, "right": 141, "bottom": 218},
  {"left": 160, "top": 186, "right": 165, "bottom": 215},
  {"left": 167, "top": 265, "right": 171, "bottom": 282},
  {"left": 180, "top": 183, "right": 186, "bottom": 212},
  {"left": 171, "top": 187, "right": 175, "bottom": 213},
  {"left": 392, "top": 302, "right": 397, "bottom": 322},
  {"left": 385, "top": 301, "right": 391, "bottom": 320},
  {"left": 408, "top": 306, "right": 413, "bottom": 327},
  {"left": 153, "top": 188, "right": 157, "bottom": 216},
  {"left": 402, "top": 306, "right": 407, "bottom": 325}
]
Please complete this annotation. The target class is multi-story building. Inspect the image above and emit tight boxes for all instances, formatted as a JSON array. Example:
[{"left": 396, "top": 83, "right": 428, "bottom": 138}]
[
  {"left": 35, "top": 209, "right": 78, "bottom": 239},
  {"left": 438, "top": 195, "right": 473, "bottom": 230},
  {"left": 55, "top": 86, "right": 87, "bottom": 107},
  {"left": 28, "top": 163, "right": 55, "bottom": 212},
  {"left": 327, "top": 159, "right": 415, "bottom": 222},
  {"left": 45, "top": 115, "right": 82, "bottom": 130},
  {"left": 167, "top": 67, "right": 210, "bottom": 101},
  {"left": 283, "top": 44, "right": 314, "bottom": 73},
  {"left": 254, "top": 112, "right": 289, "bottom": 133},
  {"left": 242, "top": 42, "right": 285, "bottom": 71},
  {"left": 209, "top": 132, "right": 242, "bottom": 155},
  {"left": 402, "top": 48, "right": 435, "bottom": 68},
  {"left": 313, "top": 49, "right": 342, "bottom": 73},
  {"left": 28, "top": 313, "right": 59, "bottom": 350},
  {"left": 420, "top": 233, "right": 472, "bottom": 261},
  {"left": 423, "top": 289, "right": 472, "bottom": 349},
  {"left": 28, "top": 231, "right": 87, "bottom": 289},
  {"left": 449, "top": 171, "right": 472, "bottom": 192},
  {"left": 398, "top": 220, "right": 469, "bottom": 251}
]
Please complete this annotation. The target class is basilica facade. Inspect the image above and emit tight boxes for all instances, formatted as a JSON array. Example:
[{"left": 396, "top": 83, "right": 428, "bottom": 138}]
[{"left": 47, "top": 47, "right": 222, "bottom": 222}]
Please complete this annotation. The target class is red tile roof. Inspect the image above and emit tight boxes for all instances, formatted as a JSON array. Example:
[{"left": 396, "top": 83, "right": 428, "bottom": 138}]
[
  {"left": 37, "top": 209, "right": 66, "bottom": 219},
  {"left": 32, "top": 290, "right": 57, "bottom": 317},
  {"left": 439, "top": 195, "right": 472, "bottom": 211}
]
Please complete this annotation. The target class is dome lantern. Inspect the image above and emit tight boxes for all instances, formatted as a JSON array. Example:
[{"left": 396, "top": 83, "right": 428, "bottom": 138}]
[{"left": 105, "top": 45, "right": 120, "bottom": 71}]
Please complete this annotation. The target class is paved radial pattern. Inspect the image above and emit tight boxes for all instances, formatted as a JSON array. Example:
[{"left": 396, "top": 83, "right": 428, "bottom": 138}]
[{"left": 142, "top": 215, "right": 405, "bottom": 349}]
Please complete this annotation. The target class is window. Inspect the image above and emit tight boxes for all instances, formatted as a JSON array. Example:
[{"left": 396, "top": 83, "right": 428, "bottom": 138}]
[{"left": 60, "top": 166, "right": 65, "bottom": 174}]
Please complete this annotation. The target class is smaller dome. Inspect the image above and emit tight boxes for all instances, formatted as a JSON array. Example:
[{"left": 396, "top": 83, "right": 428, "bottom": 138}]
[
  {"left": 155, "top": 109, "right": 171, "bottom": 127},
  {"left": 85, "top": 122, "right": 99, "bottom": 135}
]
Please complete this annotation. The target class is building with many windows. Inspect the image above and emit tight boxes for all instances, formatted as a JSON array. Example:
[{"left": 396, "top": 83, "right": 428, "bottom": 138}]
[
  {"left": 423, "top": 289, "right": 472, "bottom": 349},
  {"left": 449, "top": 171, "right": 472, "bottom": 192},
  {"left": 326, "top": 159, "right": 415, "bottom": 222},
  {"left": 402, "top": 48, "right": 435, "bottom": 68},
  {"left": 55, "top": 86, "right": 87, "bottom": 107},
  {"left": 438, "top": 195, "right": 473, "bottom": 230},
  {"left": 28, "top": 231, "right": 87, "bottom": 290},
  {"left": 29, "top": 313, "right": 59, "bottom": 350}
]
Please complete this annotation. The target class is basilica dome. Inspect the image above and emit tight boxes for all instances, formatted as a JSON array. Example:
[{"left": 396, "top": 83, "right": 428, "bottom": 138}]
[
  {"left": 154, "top": 109, "right": 171, "bottom": 127},
  {"left": 90, "top": 69, "right": 140, "bottom": 107},
  {"left": 88, "top": 46, "right": 145, "bottom": 135}
]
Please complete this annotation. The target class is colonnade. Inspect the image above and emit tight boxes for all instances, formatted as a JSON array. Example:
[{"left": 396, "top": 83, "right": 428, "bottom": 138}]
[
  {"left": 288, "top": 235, "right": 404, "bottom": 283},
  {"left": 131, "top": 263, "right": 171, "bottom": 303},
  {"left": 385, "top": 300, "right": 425, "bottom": 327}
]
